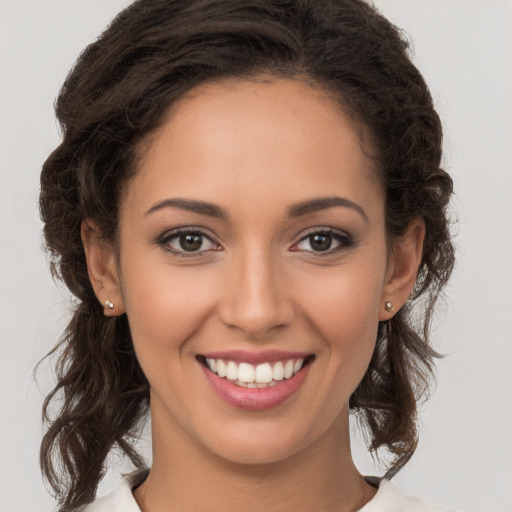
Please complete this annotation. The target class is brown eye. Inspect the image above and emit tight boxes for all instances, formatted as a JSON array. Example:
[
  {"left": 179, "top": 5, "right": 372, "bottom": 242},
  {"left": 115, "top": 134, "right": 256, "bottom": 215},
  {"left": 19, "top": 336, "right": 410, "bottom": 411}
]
[
  {"left": 309, "top": 233, "right": 332, "bottom": 252},
  {"left": 158, "top": 229, "right": 219, "bottom": 256},
  {"left": 293, "top": 229, "right": 354, "bottom": 254},
  {"left": 179, "top": 233, "right": 203, "bottom": 252}
]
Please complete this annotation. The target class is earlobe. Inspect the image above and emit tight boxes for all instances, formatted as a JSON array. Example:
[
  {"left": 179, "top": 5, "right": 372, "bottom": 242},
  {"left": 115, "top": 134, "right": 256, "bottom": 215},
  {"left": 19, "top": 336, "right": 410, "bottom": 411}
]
[
  {"left": 81, "top": 220, "right": 125, "bottom": 316},
  {"left": 379, "top": 218, "right": 425, "bottom": 321}
]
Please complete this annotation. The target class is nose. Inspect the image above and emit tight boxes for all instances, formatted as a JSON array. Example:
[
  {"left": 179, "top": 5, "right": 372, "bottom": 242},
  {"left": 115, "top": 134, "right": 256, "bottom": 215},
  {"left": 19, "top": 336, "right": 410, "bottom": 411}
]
[{"left": 218, "top": 246, "right": 294, "bottom": 339}]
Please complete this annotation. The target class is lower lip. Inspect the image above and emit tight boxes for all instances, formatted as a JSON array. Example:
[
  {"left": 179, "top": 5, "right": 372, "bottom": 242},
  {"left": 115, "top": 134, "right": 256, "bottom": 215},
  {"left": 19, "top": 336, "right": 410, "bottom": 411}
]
[{"left": 200, "top": 362, "right": 312, "bottom": 411}]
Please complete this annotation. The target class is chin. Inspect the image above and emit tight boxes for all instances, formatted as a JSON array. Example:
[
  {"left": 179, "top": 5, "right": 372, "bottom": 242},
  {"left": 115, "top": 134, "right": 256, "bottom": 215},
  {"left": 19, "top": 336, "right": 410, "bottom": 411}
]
[
  {"left": 191, "top": 407, "right": 342, "bottom": 468},
  {"left": 204, "top": 428, "right": 313, "bottom": 467}
]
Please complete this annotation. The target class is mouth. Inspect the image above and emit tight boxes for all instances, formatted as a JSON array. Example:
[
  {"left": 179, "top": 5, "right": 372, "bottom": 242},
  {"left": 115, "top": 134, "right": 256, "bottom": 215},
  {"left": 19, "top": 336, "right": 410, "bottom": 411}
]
[
  {"left": 197, "top": 354, "right": 315, "bottom": 388},
  {"left": 196, "top": 351, "right": 315, "bottom": 410}
]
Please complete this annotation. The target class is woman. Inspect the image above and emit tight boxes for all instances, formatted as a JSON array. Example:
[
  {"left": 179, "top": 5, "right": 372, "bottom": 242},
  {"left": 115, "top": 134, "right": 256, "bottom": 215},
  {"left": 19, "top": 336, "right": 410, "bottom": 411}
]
[{"left": 39, "top": 0, "right": 455, "bottom": 510}]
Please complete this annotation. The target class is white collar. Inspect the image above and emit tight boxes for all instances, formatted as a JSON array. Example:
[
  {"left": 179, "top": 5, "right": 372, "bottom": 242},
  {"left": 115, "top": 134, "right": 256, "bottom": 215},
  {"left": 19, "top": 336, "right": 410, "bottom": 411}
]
[{"left": 84, "top": 469, "right": 453, "bottom": 512}]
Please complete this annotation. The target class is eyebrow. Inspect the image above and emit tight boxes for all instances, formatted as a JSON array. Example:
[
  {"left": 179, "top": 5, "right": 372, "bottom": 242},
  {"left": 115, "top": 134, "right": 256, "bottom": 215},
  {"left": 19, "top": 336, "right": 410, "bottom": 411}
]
[
  {"left": 145, "top": 195, "right": 368, "bottom": 222},
  {"left": 145, "top": 198, "right": 227, "bottom": 219},
  {"left": 287, "top": 196, "right": 368, "bottom": 222}
]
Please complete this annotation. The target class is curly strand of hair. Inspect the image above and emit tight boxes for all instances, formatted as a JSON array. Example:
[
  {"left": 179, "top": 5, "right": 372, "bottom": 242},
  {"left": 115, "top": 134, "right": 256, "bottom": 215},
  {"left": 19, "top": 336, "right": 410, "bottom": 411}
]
[
  {"left": 350, "top": 309, "right": 442, "bottom": 478},
  {"left": 40, "top": 305, "right": 149, "bottom": 511}
]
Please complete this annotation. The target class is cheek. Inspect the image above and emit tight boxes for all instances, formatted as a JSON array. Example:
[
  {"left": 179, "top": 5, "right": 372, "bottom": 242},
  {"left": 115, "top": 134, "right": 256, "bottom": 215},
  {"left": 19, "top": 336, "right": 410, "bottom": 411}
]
[
  {"left": 120, "top": 256, "right": 216, "bottom": 359},
  {"left": 295, "top": 258, "right": 384, "bottom": 378},
  {"left": 302, "top": 260, "right": 382, "bottom": 330},
  {"left": 328, "top": 283, "right": 380, "bottom": 345}
]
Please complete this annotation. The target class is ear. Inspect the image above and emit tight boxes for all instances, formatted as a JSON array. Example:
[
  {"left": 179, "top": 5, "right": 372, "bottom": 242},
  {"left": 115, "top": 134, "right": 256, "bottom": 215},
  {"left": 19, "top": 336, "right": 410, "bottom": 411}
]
[
  {"left": 378, "top": 217, "right": 425, "bottom": 321},
  {"left": 81, "top": 220, "right": 125, "bottom": 316}
]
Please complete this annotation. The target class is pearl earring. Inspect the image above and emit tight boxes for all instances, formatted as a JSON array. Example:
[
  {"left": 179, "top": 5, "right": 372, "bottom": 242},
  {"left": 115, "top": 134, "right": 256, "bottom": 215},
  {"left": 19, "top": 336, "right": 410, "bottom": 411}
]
[{"left": 385, "top": 301, "right": 394, "bottom": 312}]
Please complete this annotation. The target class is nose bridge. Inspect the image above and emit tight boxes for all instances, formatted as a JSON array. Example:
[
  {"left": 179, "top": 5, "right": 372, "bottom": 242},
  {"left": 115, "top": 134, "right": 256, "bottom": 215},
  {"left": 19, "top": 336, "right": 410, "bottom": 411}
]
[{"left": 220, "top": 242, "right": 292, "bottom": 338}]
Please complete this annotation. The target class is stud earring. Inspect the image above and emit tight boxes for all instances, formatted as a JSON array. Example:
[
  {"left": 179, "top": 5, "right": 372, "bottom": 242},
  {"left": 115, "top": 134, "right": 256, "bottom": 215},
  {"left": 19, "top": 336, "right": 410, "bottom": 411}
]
[
  {"left": 104, "top": 299, "right": 114, "bottom": 310},
  {"left": 385, "top": 301, "right": 394, "bottom": 312}
]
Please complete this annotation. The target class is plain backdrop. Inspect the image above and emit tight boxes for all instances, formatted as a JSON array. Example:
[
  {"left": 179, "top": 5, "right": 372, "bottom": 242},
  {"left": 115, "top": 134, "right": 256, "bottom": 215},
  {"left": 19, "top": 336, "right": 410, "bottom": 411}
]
[{"left": 1, "top": 1, "right": 511, "bottom": 511}]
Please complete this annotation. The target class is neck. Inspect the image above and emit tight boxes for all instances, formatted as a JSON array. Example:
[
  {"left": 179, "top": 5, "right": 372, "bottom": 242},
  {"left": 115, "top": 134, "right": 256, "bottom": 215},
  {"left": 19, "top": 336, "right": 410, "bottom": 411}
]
[{"left": 134, "top": 406, "right": 376, "bottom": 512}]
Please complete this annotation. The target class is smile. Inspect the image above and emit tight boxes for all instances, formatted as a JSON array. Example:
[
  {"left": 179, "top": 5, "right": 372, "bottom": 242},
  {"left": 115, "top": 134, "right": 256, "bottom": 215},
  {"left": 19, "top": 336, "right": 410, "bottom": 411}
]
[
  {"left": 203, "top": 357, "right": 311, "bottom": 388},
  {"left": 198, "top": 351, "right": 315, "bottom": 411}
]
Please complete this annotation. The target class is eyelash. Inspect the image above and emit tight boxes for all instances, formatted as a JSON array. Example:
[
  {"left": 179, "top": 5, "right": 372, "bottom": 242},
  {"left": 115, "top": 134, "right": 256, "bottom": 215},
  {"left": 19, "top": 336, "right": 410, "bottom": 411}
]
[
  {"left": 291, "top": 228, "right": 355, "bottom": 255},
  {"left": 155, "top": 227, "right": 355, "bottom": 258},
  {"left": 155, "top": 228, "right": 221, "bottom": 258}
]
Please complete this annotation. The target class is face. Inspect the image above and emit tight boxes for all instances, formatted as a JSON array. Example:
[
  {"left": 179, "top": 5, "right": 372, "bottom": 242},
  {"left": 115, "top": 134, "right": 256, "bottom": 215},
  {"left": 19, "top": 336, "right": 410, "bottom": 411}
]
[{"left": 111, "top": 78, "right": 395, "bottom": 465}]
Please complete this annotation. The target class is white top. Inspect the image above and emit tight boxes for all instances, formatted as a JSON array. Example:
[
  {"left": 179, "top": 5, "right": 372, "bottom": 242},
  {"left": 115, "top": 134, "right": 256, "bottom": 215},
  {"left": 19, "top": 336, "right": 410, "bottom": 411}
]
[{"left": 83, "top": 470, "right": 460, "bottom": 511}]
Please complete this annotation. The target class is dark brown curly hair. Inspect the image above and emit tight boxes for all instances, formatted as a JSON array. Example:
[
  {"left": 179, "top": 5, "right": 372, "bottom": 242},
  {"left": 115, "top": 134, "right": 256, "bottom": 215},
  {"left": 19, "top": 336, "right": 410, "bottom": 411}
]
[{"left": 39, "top": 0, "right": 454, "bottom": 510}]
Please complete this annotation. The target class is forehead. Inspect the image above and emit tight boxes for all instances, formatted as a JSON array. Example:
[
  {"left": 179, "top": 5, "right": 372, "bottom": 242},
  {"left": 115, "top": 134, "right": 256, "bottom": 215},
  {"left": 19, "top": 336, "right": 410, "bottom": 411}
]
[{"left": 124, "top": 78, "right": 383, "bottom": 221}]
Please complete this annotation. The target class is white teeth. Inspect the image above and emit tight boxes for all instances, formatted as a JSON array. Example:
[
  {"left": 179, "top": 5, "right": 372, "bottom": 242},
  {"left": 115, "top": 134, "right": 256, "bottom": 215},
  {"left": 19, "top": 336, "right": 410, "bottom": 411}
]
[
  {"left": 238, "top": 362, "right": 255, "bottom": 383},
  {"left": 217, "top": 359, "right": 227, "bottom": 378},
  {"left": 204, "top": 356, "right": 307, "bottom": 387},
  {"left": 284, "top": 360, "right": 294, "bottom": 379},
  {"left": 226, "top": 361, "right": 238, "bottom": 380},
  {"left": 272, "top": 361, "right": 284, "bottom": 381},
  {"left": 255, "top": 362, "right": 273, "bottom": 383}
]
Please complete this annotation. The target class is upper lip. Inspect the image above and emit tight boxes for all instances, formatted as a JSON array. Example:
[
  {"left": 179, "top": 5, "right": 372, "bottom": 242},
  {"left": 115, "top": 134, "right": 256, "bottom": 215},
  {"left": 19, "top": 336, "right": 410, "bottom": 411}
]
[{"left": 199, "top": 350, "right": 313, "bottom": 365}]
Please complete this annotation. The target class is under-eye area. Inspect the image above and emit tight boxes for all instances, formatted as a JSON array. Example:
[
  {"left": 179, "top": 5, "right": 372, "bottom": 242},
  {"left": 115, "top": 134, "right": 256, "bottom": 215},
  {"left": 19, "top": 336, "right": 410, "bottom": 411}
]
[{"left": 196, "top": 355, "right": 316, "bottom": 388}]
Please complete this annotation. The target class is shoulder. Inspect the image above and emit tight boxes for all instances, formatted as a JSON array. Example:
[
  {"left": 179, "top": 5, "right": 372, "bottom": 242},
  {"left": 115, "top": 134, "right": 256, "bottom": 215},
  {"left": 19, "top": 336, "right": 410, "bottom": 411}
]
[
  {"left": 82, "top": 469, "right": 147, "bottom": 512},
  {"left": 359, "top": 479, "right": 463, "bottom": 512}
]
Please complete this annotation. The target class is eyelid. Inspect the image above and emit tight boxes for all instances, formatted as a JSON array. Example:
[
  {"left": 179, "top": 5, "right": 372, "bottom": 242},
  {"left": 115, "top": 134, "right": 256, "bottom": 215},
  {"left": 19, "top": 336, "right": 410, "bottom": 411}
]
[
  {"left": 290, "top": 227, "right": 355, "bottom": 254},
  {"left": 155, "top": 226, "right": 355, "bottom": 258},
  {"left": 155, "top": 227, "right": 222, "bottom": 257}
]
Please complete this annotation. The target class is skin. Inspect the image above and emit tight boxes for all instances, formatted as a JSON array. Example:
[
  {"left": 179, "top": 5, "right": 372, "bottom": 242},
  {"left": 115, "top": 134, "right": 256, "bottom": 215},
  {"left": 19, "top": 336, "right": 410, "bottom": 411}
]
[{"left": 82, "top": 77, "right": 425, "bottom": 512}]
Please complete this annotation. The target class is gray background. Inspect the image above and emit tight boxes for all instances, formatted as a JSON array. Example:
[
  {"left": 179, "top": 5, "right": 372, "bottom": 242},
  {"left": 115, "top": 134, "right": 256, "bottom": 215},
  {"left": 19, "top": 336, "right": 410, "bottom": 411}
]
[{"left": 1, "top": 1, "right": 511, "bottom": 510}]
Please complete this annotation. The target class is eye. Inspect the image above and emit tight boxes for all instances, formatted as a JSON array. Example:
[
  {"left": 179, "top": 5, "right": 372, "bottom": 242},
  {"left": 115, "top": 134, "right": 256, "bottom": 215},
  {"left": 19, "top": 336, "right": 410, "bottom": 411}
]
[
  {"left": 157, "top": 229, "right": 220, "bottom": 257},
  {"left": 292, "top": 229, "right": 354, "bottom": 254}
]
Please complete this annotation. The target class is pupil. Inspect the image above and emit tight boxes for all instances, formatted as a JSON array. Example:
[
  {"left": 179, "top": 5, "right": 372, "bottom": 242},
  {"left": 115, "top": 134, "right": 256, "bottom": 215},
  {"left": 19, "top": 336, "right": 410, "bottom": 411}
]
[
  {"left": 311, "top": 234, "right": 331, "bottom": 251},
  {"left": 180, "top": 233, "right": 202, "bottom": 251}
]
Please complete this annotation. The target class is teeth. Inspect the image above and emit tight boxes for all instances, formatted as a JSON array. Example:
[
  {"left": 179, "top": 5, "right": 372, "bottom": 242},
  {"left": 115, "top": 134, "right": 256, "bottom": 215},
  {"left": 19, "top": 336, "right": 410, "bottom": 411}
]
[
  {"left": 204, "top": 356, "right": 307, "bottom": 387},
  {"left": 284, "top": 360, "right": 294, "bottom": 379},
  {"left": 272, "top": 361, "right": 284, "bottom": 381},
  {"left": 238, "top": 362, "right": 255, "bottom": 383},
  {"left": 226, "top": 361, "right": 238, "bottom": 380},
  {"left": 255, "top": 363, "right": 273, "bottom": 383},
  {"left": 217, "top": 360, "right": 227, "bottom": 378}
]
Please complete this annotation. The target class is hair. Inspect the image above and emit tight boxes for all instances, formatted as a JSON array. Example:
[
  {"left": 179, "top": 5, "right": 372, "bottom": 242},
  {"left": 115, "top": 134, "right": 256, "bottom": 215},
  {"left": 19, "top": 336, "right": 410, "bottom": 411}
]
[{"left": 39, "top": 0, "right": 454, "bottom": 510}]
